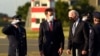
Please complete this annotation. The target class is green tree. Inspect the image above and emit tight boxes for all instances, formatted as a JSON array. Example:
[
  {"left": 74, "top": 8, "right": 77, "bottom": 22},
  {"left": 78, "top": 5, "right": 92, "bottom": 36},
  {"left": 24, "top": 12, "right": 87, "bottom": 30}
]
[
  {"left": 55, "top": 0, "right": 69, "bottom": 23},
  {"left": 72, "top": 0, "right": 95, "bottom": 17},
  {"left": 16, "top": 2, "right": 30, "bottom": 20},
  {"left": 55, "top": 0, "right": 95, "bottom": 26}
]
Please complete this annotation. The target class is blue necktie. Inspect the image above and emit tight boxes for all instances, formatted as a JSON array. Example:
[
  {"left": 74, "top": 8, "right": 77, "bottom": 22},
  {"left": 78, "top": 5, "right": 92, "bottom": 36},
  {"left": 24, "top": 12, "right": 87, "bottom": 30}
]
[{"left": 72, "top": 22, "right": 76, "bottom": 35}]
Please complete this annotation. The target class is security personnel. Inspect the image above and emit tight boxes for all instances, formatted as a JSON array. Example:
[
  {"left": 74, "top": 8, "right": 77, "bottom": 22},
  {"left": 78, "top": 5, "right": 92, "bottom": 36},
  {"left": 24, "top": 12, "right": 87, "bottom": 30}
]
[
  {"left": 89, "top": 12, "right": 100, "bottom": 56},
  {"left": 2, "top": 15, "right": 27, "bottom": 56}
]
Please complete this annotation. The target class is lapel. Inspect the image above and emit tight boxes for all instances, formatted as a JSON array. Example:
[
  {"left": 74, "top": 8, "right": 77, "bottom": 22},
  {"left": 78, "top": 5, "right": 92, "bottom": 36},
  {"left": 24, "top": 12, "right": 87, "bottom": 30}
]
[
  {"left": 52, "top": 20, "right": 55, "bottom": 30},
  {"left": 43, "top": 21, "right": 50, "bottom": 31},
  {"left": 52, "top": 19, "right": 57, "bottom": 31},
  {"left": 74, "top": 19, "right": 82, "bottom": 36}
]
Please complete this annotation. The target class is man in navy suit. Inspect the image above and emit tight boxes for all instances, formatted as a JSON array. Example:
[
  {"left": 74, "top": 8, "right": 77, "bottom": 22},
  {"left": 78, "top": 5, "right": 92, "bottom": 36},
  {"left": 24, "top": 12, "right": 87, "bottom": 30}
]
[
  {"left": 38, "top": 8, "right": 65, "bottom": 56},
  {"left": 66, "top": 10, "right": 89, "bottom": 56}
]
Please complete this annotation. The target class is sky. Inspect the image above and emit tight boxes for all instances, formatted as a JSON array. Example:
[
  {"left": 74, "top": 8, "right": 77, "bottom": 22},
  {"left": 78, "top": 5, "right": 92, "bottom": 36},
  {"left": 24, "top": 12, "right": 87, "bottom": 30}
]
[{"left": 0, "top": 0, "right": 30, "bottom": 17}]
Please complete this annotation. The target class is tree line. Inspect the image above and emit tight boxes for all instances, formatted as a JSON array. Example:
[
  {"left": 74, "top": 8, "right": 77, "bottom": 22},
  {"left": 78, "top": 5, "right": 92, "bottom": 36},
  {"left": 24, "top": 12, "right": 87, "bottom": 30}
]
[{"left": 16, "top": 0, "right": 95, "bottom": 26}]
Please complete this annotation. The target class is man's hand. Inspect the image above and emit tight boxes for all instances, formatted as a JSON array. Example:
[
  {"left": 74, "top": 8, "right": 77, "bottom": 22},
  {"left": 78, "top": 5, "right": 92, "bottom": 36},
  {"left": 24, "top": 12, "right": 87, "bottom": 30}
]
[
  {"left": 13, "top": 25, "right": 18, "bottom": 28},
  {"left": 58, "top": 48, "right": 63, "bottom": 56},
  {"left": 66, "top": 49, "right": 71, "bottom": 54},
  {"left": 82, "top": 50, "right": 87, "bottom": 55},
  {"left": 40, "top": 51, "right": 44, "bottom": 56},
  {"left": 11, "top": 19, "right": 20, "bottom": 25}
]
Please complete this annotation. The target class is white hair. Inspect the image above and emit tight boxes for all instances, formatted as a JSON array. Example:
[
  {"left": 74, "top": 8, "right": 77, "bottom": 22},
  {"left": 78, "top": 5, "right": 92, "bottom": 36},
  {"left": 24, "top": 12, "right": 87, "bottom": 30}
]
[{"left": 69, "top": 10, "right": 79, "bottom": 17}]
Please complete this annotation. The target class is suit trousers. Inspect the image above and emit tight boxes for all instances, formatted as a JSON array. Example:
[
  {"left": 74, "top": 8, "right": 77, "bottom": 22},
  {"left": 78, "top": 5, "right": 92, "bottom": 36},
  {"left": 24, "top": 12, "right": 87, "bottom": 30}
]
[
  {"left": 44, "top": 50, "right": 59, "bottom": 56},
  {"left": 43, "top": 45, "right": 60, "bottom": 56},
  {"left": 72, "top": 44, "right": 88, "bottom": 56}
]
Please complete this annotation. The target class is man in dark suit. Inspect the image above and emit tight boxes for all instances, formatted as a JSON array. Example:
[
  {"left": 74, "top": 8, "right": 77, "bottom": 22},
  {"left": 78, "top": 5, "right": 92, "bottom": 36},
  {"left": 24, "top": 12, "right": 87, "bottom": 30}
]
[
  {"left": 89, "top": 12, "right": 100, "bottom": 56},
  {"left": 38, "top": 8, "right": 65, "bottom": 56},
  {"left": 66, "top": 10, "right": 89, "bottom": 56},
  {"left": 2, "top": 15, "right": 27, "bottom": 56}
]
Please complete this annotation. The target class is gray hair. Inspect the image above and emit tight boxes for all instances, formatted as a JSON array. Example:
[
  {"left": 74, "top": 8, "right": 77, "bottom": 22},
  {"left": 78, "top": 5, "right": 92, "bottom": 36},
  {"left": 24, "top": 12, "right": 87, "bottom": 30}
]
[{"left": 69, "top": 10, "right": 79, "bottom": 17}]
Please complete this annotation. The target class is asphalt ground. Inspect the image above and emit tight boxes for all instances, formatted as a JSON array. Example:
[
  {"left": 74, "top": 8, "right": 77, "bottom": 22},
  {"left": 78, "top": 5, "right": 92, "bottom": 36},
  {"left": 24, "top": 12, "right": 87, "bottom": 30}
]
[{"left": 0, "top": 38, "right": 71, "bottom": 56}]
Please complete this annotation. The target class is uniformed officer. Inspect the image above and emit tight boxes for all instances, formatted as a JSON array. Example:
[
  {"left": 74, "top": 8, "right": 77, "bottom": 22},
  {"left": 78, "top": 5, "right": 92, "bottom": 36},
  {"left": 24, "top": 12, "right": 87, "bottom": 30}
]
[
  {"left": 2, "top": 15, "right": 27, "bottom": 56},
  {"left": 89, "top": 12, "right": 100, "bottom": 56}
]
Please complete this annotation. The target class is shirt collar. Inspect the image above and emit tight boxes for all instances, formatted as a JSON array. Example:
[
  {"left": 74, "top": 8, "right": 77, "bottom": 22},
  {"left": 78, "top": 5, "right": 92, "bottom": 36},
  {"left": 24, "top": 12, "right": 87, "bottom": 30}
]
[
  {"left": 46, "top": 19, "right": 53, "bottom": 23},
  {"left": 75, "top": 18, "right": 80, "bottom": 26}
]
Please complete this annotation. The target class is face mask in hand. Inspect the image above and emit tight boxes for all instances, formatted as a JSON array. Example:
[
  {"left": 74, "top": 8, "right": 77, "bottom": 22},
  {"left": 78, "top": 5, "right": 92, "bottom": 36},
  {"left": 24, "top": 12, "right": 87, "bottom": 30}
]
[
  {"left": 11, "top": 19, "right": 20, "bottom": 25},
  {"left": 82, "top": 17, "right": 88, "bottom": 21}
]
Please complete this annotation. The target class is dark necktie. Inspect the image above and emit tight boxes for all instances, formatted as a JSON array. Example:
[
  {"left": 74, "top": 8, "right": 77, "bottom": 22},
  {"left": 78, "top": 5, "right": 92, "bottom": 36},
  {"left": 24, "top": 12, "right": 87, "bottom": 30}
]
[{"left": 49, "top": 21, "right": 53, "bottom": 31}]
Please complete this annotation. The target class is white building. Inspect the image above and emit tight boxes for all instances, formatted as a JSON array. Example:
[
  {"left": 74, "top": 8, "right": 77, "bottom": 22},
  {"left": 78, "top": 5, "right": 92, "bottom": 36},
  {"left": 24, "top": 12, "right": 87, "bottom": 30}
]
[{"left": 31, "top": 0, "right": 55, "bottom": 30}]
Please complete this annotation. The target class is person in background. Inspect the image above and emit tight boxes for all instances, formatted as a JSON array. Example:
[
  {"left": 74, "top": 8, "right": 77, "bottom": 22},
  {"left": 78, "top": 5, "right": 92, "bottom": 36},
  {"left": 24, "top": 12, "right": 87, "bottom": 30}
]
[
  {"left": 66, "top": 10, "right": 89, "bottom": 56},
  {"left": 89, "top": 12, "right": 100, "bottom": 56},
  {"left": 38, "top": 8, "right": 65, "bottom": 56},
  {"left": 82, "top": 13, "right": 93, "bottom": 36},
  {"left": 2, "top": 15, "right": 27, "bottom": 56},
  {"left": 82, "top": 13, "right": 92, "bottom": 26}
]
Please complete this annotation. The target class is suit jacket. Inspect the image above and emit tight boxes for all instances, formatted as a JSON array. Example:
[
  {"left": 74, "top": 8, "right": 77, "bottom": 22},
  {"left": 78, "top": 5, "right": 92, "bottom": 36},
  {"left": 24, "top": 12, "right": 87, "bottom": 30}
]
[
  {"left": 38, "top": 19, "right": 64, "bottom": 52},
  {"left": 67, "top": 19, "right": 89, "bottom": 51}
]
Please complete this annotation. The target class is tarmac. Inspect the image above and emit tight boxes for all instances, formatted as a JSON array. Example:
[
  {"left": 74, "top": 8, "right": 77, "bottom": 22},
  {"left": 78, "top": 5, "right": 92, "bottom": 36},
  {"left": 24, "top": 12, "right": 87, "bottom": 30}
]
[{"left": 0, "top": 37, "right": 71, "bottom": 56}]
